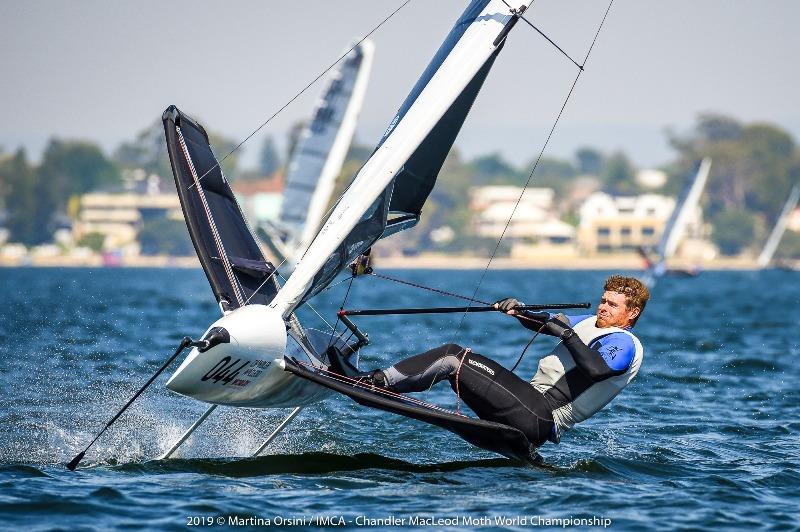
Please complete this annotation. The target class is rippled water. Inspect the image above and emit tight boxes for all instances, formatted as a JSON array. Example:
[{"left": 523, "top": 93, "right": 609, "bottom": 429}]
[{"left": 0, "top": 267, "right": 798, "bottom": 530}]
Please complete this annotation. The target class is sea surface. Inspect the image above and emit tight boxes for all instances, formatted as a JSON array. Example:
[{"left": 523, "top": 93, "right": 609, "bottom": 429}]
[{"left": 0, "top": 267, "right": 798, "bottom": 531}]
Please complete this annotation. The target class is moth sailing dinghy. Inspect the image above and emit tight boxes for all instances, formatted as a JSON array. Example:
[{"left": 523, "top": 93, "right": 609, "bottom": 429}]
[
  {"left": 260, "top": 40, "right": 374, "bottom": 268},
  {"left": 756, "top": 184, "right": 800, "bottom": 269},
  {"left": 68, "top": 0, "right": 608, "bottom": 469},
  {"left": 639, "top": 158, "right": 712, "bottom": 283}
]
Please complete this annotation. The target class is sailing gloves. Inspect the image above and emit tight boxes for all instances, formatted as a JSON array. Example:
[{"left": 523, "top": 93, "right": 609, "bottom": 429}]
[
  {"left": 494, "top": 297, "right": 522, "bottom": 313},
  {"left": 494, "top": 298, "right": 574, "bottom": 339},
  {"left": 543, "top": 313, "right": 571, "bottom": 338}
]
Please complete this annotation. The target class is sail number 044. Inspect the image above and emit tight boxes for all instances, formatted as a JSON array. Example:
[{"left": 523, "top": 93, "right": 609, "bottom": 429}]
[{"left": 201, "top": 357, "right": 252, "bottom": 386}]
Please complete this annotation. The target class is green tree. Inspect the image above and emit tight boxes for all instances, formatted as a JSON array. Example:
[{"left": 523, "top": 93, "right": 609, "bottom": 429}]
[
  {"left": 667, "top": 113, "right": 798, "bottom": 217},
  {"left": 2, "top": 149, "right": 47, "bottom": 244},
  {"left": 575, "top": 147, "right": 605, "bottom": 175},
  {"left": 526, "top": 156, "right": 578, "bottom": 196},
  {"left": 77, "top": 232, "right": 105, "bottom": 252},
  {"left": 711, "top": 208, "right": 759, "bottom": 255},
  {"left": 138, "top": 218, "right": 194, "bottom": 256},
  {"left": 468, "top": 152, "right": 522, "bottom": 185},
  {"left": 258, "top": 135, "right": 281, "bottom": 177},
  {"left": 39, "top": 139, "right": 120, "bottom": 206},
  {"left": 774, "top": 231, "right": 800, "bottom": 260},
  {"left": 602, "top": 152, "right": 638, "bottom": 194}
]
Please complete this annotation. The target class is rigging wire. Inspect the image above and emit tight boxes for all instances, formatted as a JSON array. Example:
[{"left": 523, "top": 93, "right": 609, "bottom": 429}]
[
  {"left": 327, "top": 274, "right": 357, "bottom": 349},
  {"left": 368, "top": 272, "right": 491, "bottom": 305},
  {"left": 188, "top": 0, "right": 412, "bottom": 190},
  {"left": 446, "top": 0, "right": 614, "bottom": 369},
  {"left": 276, "top": 272, "right": 336, "bottom": 332}
]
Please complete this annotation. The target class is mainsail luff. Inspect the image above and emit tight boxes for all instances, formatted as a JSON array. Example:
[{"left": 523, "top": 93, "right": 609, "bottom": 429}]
[
  {"left": 280, "top": 41, "right": 375, "bottom": 256},
  {"left": 270, "top": 0, "right": 522, "bottom": 318},
  {"left": 757, "top": 184, "right": 800, "bottom": 267}
]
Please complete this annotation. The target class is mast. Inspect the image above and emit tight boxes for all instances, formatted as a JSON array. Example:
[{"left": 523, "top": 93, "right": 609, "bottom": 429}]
[
  {"left": 757, "top": 184, "right": 800, "bottom": 267},
  {"left": 270, "top": 0, "right": 526, "bottom": 318},
  {"left": 656, "top": 158, "right": 712, "bottom": 267}
]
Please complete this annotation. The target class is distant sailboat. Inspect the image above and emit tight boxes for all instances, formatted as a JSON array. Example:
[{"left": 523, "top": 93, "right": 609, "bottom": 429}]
[
  {"left": 640, "top": 158, "right": 711, "bottom": 282},
  {"left": 757, "top": 184, "right": 800, "bottom": 268},
  {"left": 260, "top": 40, "right": 374, "bottom": 268}
]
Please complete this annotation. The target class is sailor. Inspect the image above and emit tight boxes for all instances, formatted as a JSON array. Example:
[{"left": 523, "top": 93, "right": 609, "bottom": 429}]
[{"left": 356, "top": 275, "right": 648, "bottom": 448}]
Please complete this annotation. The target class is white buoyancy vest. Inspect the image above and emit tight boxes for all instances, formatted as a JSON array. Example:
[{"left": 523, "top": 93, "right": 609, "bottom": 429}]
[{"left": 530, "top": 317, "right": 644, "bottom": 436}]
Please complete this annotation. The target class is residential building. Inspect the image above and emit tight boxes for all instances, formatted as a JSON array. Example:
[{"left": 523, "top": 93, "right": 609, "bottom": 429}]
[
  {"left": 577, "top": 191, "right": 715, "bottom": 259},
  {"left": 578, "top": 192, "right": 674, "bottom": 254},
  {"left": 74, "top": 185, "right": 182, "bottom": 253},
  {"left": 470, "top": 186, "right": 575, "bottom": 245},
  {"left": 232, "top": 174, "right": 285, "bottom": 227}
]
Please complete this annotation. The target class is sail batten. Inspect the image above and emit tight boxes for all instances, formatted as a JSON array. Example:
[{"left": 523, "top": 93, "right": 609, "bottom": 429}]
[{"left": 271, "top": 0, "right": 521, "bottom": 317}]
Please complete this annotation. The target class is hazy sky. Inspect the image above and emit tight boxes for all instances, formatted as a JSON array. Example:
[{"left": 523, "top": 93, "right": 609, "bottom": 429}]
[{"left": 2, "top": 1, "right": 799, "bottom": 170}]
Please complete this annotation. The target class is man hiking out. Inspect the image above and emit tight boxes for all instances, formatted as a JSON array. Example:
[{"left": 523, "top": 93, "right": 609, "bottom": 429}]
[{"left": 344, "top": 275, "right": 649, "bottom": 447}]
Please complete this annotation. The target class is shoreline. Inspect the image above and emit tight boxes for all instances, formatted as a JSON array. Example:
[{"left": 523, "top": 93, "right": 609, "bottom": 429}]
[{"left": 0, "top": 253, "right": 781, "bottom": 271}]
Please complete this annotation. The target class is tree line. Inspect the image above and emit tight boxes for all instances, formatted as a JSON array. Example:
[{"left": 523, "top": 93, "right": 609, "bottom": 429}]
[{"left": 0, "top": 112, "right": 798, "bottom": 258}]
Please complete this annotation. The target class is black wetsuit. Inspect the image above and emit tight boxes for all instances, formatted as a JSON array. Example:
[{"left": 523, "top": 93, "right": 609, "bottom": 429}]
[
  {"left": 383, "top": 343, "right": 555, "bottom": 446},
  {"left": 381, "top": 312, "right": 633, "bottom": 447}
]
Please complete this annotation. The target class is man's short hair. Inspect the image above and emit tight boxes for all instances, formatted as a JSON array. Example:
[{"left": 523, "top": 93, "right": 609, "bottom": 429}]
[{"left": 604, "top": 275, "right": 649, "bottom": 325}]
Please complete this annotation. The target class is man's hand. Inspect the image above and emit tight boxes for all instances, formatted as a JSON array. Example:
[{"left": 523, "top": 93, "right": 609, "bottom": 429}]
[
  {"left": 544, "top": 313, "right": 572, "bottom": 338},
  {"left": 493, "top": 297, "right": 522, "bottom": 315}
]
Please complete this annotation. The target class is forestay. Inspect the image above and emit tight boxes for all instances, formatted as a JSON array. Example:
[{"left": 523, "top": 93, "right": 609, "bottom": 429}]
[{"left": 163, "top": 106, "right": 279, "bottom": 311}]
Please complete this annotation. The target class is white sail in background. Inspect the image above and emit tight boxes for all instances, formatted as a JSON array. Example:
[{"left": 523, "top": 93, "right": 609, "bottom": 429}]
[
  {"left": 757, "top": 184, "right": 800, "bottom": 268},
  {"left": 267, "top": 40, "right": 374, "bottom": 262},
  {"left": 654, "top": 158, "right": 712, "bottom": 272},
  {"left": 270, "top": 1, "right": 526, "bottom": 318}
]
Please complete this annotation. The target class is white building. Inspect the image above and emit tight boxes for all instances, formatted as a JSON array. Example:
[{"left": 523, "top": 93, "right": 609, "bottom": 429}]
[
  {"left": 577, "top": 191, "right": 715, "bottom": 258},
  {"left": 75, "top": 191, "right": 182, "bottom": 252},
  {"left": 470, "top": 186, "right": 575, "bottom": 244}
]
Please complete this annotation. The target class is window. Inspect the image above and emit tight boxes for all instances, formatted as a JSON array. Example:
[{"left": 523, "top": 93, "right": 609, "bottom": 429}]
[
  {"left": 597, "top": 227, "right": 611, "bottom": 237},
  {"left": 642, "top": 226, "right": 655, "bottom": 236}
]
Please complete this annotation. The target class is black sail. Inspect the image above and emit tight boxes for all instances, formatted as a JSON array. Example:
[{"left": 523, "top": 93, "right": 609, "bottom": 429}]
[
  {"left": 162, "top": 106, "right": 279, "bottom": 310},
  {"left": 385, "top": 43, "right": 501, "bottom": 229}
]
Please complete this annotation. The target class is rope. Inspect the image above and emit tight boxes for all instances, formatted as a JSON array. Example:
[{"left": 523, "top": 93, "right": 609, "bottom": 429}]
[
  {"left": 447, "top": 0, "right": 614, "bottom": 355},
  {"left": 454, "top": 348, "right": 471, "bottom": 415},
  {"left": 177, "top": 127, "right": 245, "bottom": 307},
  {"left": 328, "top": 274, "right": 357, "bottom": 348},
  {"left": 510, "top": 323, "right": 546, "bottom": 372},
  {"left": 188, "top": 0, "right": 412, "bottom": 190},
  {"left": 369, "top": 272, "right": 490, "bottom": 305}
]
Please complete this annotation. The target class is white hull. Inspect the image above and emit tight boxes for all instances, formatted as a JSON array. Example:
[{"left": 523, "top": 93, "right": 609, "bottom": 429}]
[{"left": 165, "top": 305, "right": 333, "bottom": 408}]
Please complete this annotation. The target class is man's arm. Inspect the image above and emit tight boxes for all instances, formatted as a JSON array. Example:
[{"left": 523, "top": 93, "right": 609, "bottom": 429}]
[
  {"left": 494, "top": 298, "right": 588, "bottom": 335},
  {"left": 562, "top": 332, "right": 635, "bottom": 382}
]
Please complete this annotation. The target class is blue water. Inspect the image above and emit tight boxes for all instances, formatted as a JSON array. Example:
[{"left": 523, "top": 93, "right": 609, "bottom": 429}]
[{"left": 0, "top": 268, "right": 798, "bottom": 530}]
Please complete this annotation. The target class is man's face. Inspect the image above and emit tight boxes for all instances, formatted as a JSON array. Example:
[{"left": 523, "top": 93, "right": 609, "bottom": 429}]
[{"left": 596, "top": 290, "right": 640, "bottom": 328}]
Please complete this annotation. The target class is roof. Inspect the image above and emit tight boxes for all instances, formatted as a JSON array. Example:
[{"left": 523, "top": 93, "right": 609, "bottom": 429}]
[{"left": 231, "top": 173, "right": 285, "bottom": 196}]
